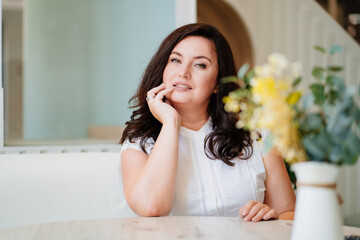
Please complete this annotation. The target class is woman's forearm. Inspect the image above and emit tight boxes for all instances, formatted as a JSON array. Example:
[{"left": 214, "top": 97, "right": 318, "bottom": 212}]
[
  {"left": 278, "top": 211, "right": 295, "bottom": 220},
  {"left": 126, "top": 120, "right": 180, "bottom": 216}
]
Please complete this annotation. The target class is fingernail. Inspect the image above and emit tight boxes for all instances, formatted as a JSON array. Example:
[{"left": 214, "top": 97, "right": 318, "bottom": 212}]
[{"left": 242, "top": 210, "right": 248, "bottom": 216}]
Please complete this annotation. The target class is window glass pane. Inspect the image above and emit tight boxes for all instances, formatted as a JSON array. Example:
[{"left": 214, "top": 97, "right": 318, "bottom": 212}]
[{"left": 2, "top": 0, "right": 175, "bottom": 145}]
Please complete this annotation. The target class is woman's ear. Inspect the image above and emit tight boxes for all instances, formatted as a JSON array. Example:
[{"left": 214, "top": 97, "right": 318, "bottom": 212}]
[{"left": 213, "top": 85, "right": 219, "bottom": 94}]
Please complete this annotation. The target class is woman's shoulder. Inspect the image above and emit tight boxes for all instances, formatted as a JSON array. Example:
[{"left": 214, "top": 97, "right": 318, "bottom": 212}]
[{"left": 120, "top": 137, "right": 155, "bottom": 155}]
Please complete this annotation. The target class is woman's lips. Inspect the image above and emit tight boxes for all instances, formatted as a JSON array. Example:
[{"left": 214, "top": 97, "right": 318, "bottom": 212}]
[{"left": 172, "top": 82, "right": 192, "bottom": 90}]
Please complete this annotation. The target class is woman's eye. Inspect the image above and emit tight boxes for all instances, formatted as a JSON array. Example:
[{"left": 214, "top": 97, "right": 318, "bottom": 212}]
[
  {"left": 171, "top": 58, "right": 181, "bottom": 63},
  {"left": 195, "top": 63, "right": 206, "bottom": 69}
]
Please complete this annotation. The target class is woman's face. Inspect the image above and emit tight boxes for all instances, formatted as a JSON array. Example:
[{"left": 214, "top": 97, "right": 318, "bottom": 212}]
[{"left": 162, "top": 36, "right": 219, "bottom": 108}]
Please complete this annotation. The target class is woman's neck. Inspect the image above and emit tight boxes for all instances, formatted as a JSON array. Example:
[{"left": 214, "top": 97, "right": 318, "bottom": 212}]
[
  {"left": 175, "top": 107, "right": 209, "bottom": 131},
  {"left": 181, "top": 115, "right": 209, "bottom": 131}
]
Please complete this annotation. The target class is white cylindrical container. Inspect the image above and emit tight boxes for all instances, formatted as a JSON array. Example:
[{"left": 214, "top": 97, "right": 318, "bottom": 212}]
[{"left": 291, "top": 161, "right": 343, "bottom": 240}]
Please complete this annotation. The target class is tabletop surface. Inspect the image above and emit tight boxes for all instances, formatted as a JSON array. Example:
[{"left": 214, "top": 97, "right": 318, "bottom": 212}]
[{"left": 0, "top": 216, "right": 360, "bottom": 240}]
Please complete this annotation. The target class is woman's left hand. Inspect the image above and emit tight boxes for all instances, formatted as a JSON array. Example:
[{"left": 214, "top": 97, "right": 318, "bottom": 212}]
[{"left": 239, "top": 200, "right": 278, "bottom": 222}]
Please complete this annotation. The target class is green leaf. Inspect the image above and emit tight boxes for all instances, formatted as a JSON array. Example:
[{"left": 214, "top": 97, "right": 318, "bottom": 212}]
[
  {"left": 342, "top": 131, "right": 360, "bottom": 165},
  {"left": 327, "top": 96, "right": 354, "bottom": 138},
  {"left": 314, "top": 45, "right": 326, "bottom": 54},
  {"left": 303, "top": 113, "right": 324, "bottom": 131},
  {"left": 328, "top": 66, "right": 343, "bottom": 72},
  {"left": 339, "top": 89, "right": 356, "bottom": 112},
  {"left": 302, "top": 131, "right": 333, "bottom": 161},
  {"left": 310, "top": 83, "right": 325, "bottom": 105},
  {"left": 344, "top": 131, "right": 360, "bottom": 155},
  {"left": 322, "top": 103, "right": 335, "bottom": 118},
  {"left": 292, "top": 77, "right": 301, "bottom": 87},
  {"left": 342, "top": 153, "right": 359, "bottom": 165},
  {"left": 305, "top": 130, "right": 335, "bottom": 162},
  {"left": 303, "top": 137, "right": 326, "bottom": 160},
  {"left": 245, "top": 69, "right": 255, "bottom": 86},
  {"left": 327, "top": 89, "right": 338, "bottom": 104},
  {"left": 233, "top": 89, "right": 250, "bottom": 99},
  {"left": 221, "top": 76, "right": 238, "bottom": 84},
  {"left": 312, "top": 66, "right": 325, "bottom": 80},
  {"left": 327, "top": 106, "right": 339, "bottom": 132},
  {"left": 284, "top": 160, "right": 297, "bottom": 188},
  {"left": 329, "top": 114, "right": 352, "bottom": 139},
  {"left": 326, "top": 75, "right": 335, "bottom": 86},
  {"left": 329, "top": 45, "right": 342, "bottom": 55},
  {"left": 237, "top": 63, "right": 250, "bottom": 79},
  {"left": 329, "top": 145, "right": 342, "bottom": 164},
  {"left": 331, "top": 76, "right": 345, "bottom": 97},
  {"left": 354, "top": 108, "right": 360, "bottom": 122},
  {"left": 246, "top": 69, "right": 255, "bottom": 79},
  {"left": 300, "top": 94, "right": 314, "bottom": 110}
]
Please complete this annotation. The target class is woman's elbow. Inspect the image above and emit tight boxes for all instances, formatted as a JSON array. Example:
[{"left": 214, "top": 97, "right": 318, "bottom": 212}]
[
  {"left": 140, "top": 206, "right": 171, "bottom": 217},
  {"left": 128, "top": 196, "right": 172, "bottom": 217}
]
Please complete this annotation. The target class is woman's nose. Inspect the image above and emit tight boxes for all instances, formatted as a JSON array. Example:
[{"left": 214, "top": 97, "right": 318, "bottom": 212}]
[{"left": 178, "top": 64, "right": 191, "bottom": 79}]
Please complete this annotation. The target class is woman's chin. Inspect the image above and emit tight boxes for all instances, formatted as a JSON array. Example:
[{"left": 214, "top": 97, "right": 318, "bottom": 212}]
[
  {"left": 167, "top": 98, "right": 190, "bottom": 106},
  {"left": 165, "top": 94, "right": 183, "bottom": 103}
]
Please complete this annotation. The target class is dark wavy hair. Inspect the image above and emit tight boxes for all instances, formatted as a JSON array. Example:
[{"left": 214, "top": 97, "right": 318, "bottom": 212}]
[{"left": 120, "top": 23, "right": 253, "bottom": 166}]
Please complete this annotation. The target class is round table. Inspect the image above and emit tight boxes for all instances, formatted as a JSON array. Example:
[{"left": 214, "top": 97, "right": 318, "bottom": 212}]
[{"left": 0, "top": 216, "right": 359, "bottom": 240}]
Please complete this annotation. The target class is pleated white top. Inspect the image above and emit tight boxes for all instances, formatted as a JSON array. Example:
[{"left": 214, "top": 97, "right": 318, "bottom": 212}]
[{"left": 120, "top": 118, "right": 266, "bottom": 217}]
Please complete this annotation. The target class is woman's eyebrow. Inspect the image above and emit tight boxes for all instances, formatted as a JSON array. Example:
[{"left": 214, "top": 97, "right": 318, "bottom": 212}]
[
  {"left": 171, "top": 51, "right": 182, "bottom": 57},
  {"left": 171, "top": 51, "right": 212, "bottom": 63},
  {"left": 194, "top": 56, "right": 212, "bottom": 63}
]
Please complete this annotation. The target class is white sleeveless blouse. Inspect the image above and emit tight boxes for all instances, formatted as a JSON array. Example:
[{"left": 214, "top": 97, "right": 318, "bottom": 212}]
[{"left": 120, "top": 118, "right": 266, "bottom": 217}]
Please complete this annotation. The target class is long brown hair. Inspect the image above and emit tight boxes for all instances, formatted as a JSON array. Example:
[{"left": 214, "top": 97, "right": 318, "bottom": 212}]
[{"left": 120, "top": 23, "right": 252, "bottom": 166}]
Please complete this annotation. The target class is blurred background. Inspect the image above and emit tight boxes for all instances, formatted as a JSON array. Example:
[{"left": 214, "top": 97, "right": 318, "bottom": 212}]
[
  {"left": 1, "top": 0, "right": 359, "bottom": 226},
  {"left": 2, "top": 0, "right": 359, "bottom": 145}
]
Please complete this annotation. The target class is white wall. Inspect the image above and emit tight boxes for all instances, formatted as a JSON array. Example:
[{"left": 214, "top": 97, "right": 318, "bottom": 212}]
[{"left": 224, "top": 0, "right": 360, "bottom": 219}]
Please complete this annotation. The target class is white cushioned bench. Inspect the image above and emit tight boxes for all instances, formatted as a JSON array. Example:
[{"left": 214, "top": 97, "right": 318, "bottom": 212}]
[{"left": 0, "top": 152, "right": 136, "bottom": 229}]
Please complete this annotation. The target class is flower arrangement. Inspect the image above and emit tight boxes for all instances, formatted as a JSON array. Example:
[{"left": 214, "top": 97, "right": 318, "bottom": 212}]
[{"left": 223, "top": 46, "right": 360, "bottom": 165}]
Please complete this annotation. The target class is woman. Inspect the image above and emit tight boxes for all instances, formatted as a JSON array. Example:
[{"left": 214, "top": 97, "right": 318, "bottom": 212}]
[{"left": 120, "top": 23, "right": 295, "bottom": 221}]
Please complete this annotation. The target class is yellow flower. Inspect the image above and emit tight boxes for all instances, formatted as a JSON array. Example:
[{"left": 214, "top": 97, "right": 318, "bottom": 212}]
[
  {"left": 224, "top": 53, "right": 307, "bottom": 164},
  {"left": 287, "top": 91, "right": 302, "bottom": 105},
  {"left": 223, "top": 96, "right": 240, "bottom": 113},
  {"left": 251, "top": 77, "right": 278, "bottom": 104},
  {"left": 277, "top": 79, "right": 291, "bottom": 92},
  {"left": 236, "top": 120, "right": 245, "bottom": 129}
]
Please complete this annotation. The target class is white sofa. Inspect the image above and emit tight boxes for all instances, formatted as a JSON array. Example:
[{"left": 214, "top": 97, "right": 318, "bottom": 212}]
[{"left": 0, "top": 152, "right": 137, "bottom": 229}]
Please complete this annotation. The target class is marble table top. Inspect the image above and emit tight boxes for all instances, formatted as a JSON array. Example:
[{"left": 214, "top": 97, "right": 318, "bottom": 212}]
[{"left": 0, "top": 216, "right": 359, "bottom": 240}]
